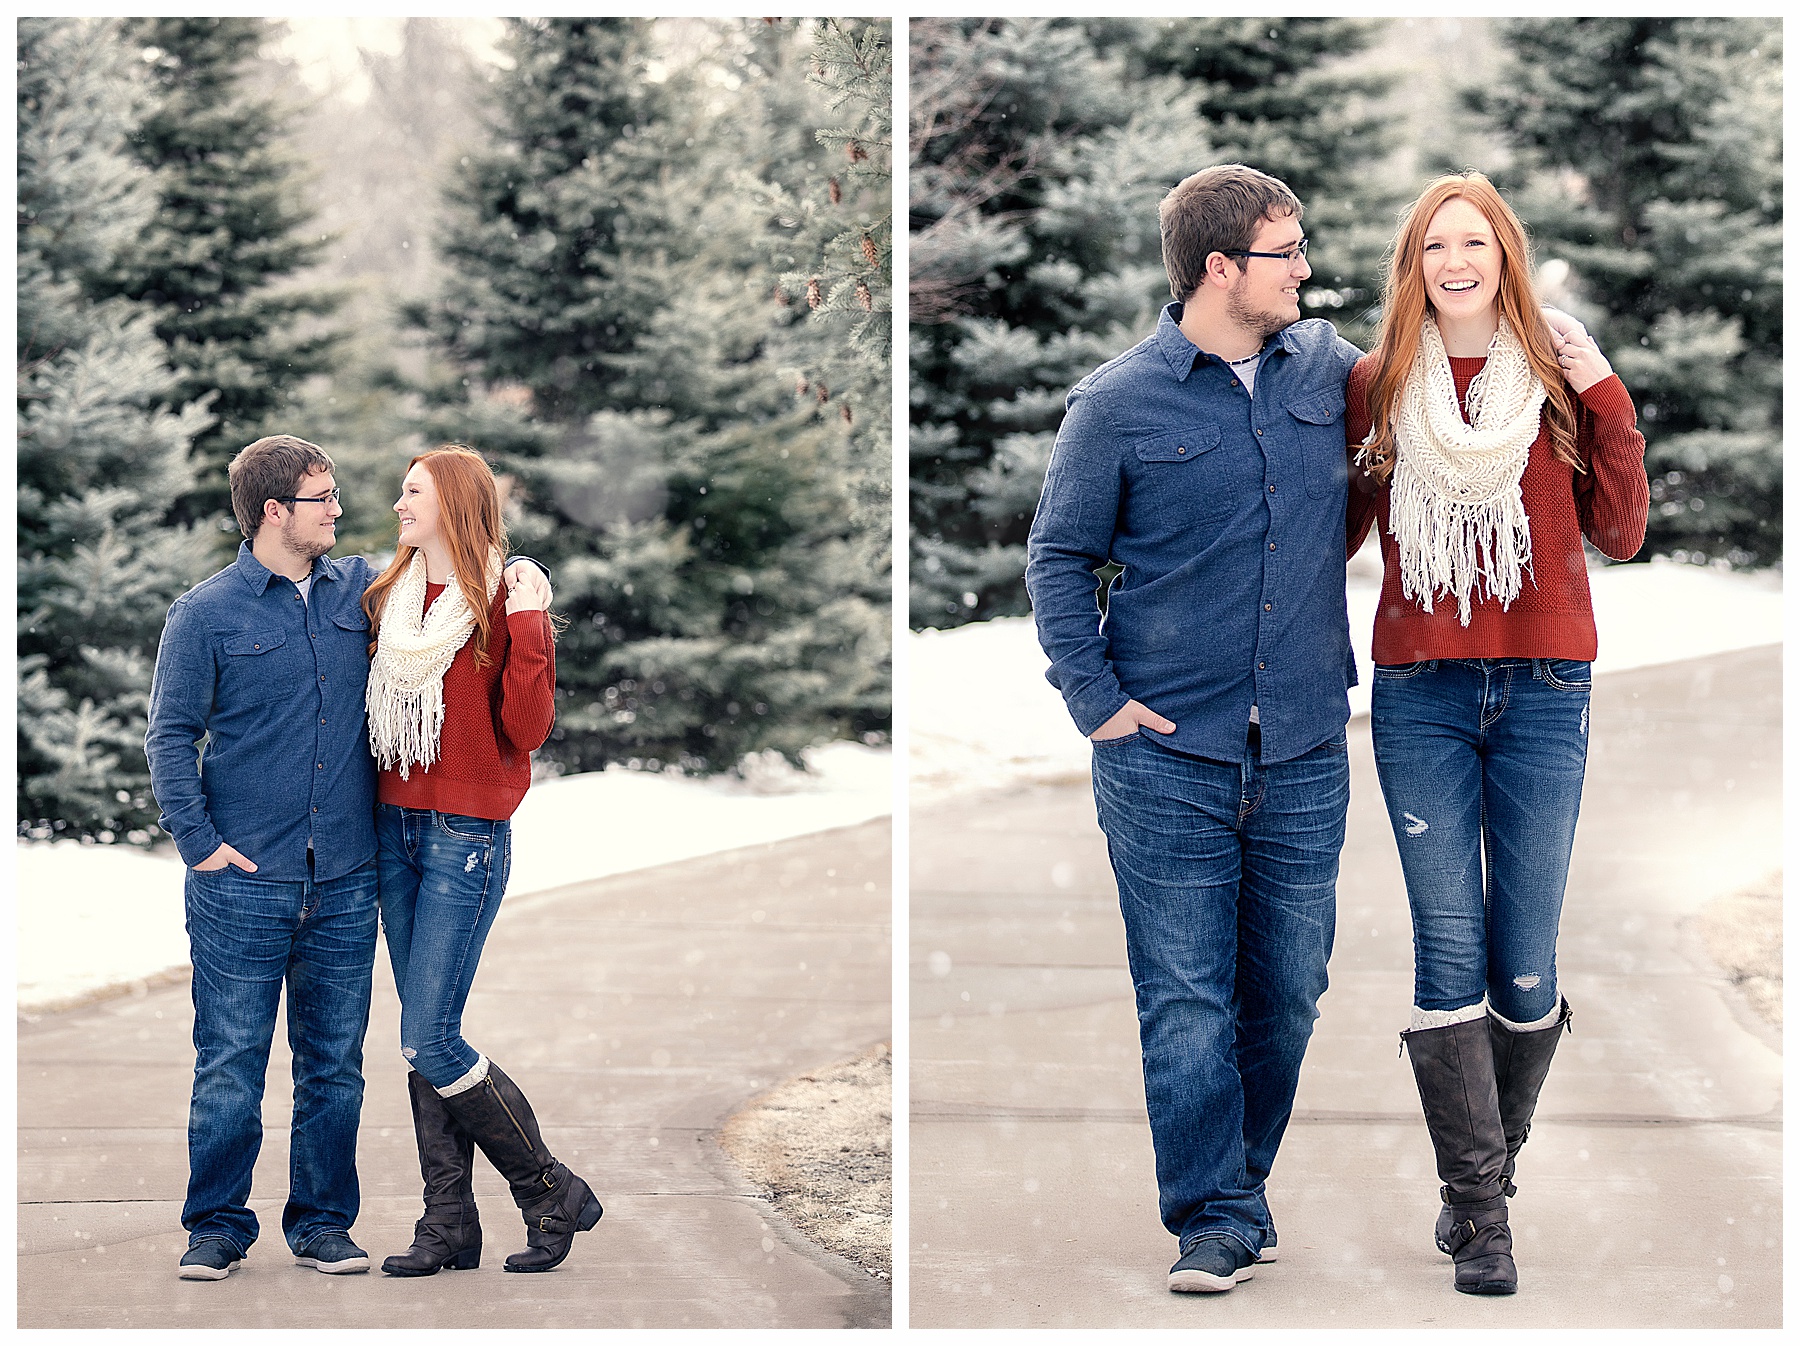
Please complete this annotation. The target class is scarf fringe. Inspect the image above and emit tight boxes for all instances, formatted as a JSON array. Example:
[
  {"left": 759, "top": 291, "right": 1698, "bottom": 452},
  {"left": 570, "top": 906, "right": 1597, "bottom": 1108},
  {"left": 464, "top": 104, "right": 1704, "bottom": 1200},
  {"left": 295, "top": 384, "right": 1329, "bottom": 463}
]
[
  {"left": 1389, "top": 317, "right": 1544, "bottom": 626},
  {"left": 366, "top": 661, "right": 447, "bottom": 780},
  {"left": 366, "top": 549, "right": 501, "bottom": 776},
  {"left": 1389, "top": 469, "right": 1534, "bottom": 624}
]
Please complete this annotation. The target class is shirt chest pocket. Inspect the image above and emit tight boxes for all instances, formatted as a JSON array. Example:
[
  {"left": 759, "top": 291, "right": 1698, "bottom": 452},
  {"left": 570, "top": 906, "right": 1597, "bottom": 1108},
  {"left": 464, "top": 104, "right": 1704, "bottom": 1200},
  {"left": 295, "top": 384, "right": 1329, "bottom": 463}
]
[
  {"left": 322, "top": 608, "right": 372, "bottom": 678},
  {"left": 1131, "top": 425, "right": 1229, "bottom": 527},
  {"left": 1286, "top": 388, "right": 1348, "bottom": 499},
  {"left": 220, "top": 631, "right": 302, "bottom": 708}
]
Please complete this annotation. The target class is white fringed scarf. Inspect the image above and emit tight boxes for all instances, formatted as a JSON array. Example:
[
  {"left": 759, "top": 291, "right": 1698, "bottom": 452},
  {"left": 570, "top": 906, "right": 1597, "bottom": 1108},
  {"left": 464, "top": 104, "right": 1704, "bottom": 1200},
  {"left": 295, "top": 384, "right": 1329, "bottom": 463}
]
[
  {"left": 1377, "top": 316, "right": 1546, "bottom": 625},
  {"left": 366, "top": 548, "right": 502, "bottom": 778}
]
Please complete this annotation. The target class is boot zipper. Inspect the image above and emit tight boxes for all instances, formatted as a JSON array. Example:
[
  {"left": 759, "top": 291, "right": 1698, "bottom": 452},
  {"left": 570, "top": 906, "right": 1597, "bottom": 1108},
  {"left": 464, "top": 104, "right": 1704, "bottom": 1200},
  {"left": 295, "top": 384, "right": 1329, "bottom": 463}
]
[{"left": 486, "top": 1080, "right": 542, "bottom": 1161}]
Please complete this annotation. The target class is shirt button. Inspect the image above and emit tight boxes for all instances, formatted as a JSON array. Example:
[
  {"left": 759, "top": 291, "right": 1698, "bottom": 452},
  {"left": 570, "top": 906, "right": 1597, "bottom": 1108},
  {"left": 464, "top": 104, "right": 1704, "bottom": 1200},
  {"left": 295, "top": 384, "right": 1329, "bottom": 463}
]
[
  {"left": 1259, "top": 662, "right": 1267, "bottom": 670},
  {"left": 1176, "top": 446, "right": 1185, "bottom": 455},
  {"left": 319, "top": 675, "right": 326, "bottom": 682},
  {"left": 1269, "top": 542, "right": 1277, "bottom": 551},
  {"left": 1256, "top": 429, "right": 1264, "bottom": 436},
  {"left": 317, "top": 762, "right": 324, "bottom": 769},
  {"left": 312, "top": 806, "right": 319, "bottom": 813},
  {"left": 1264, "top": 603, "right": 1273, "bottom": 611},
  {"left": 1268, "top": 484, "right": 1277, "bottom": 493}
]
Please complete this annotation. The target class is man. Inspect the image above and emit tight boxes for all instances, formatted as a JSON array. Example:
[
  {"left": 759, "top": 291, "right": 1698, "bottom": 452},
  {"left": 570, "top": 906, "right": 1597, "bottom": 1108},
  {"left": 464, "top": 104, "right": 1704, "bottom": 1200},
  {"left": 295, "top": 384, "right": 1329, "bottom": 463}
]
[
  {"left": 146, "top": 435, "right": 543, "bottom": 1281},
  {"left": 1025, "top": 165, "right": 1361, "bottom": 1293}
]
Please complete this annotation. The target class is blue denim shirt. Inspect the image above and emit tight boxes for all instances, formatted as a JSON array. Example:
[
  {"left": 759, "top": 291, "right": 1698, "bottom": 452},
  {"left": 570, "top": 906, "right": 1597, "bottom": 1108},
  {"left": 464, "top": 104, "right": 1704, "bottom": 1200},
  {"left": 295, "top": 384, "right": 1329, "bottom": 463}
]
[
  {"left": 1026, "top": 305, "right": 1363, "bottom": 764},
  {"left": 147, "top": 543, "right": 378, "bottom": 880}
]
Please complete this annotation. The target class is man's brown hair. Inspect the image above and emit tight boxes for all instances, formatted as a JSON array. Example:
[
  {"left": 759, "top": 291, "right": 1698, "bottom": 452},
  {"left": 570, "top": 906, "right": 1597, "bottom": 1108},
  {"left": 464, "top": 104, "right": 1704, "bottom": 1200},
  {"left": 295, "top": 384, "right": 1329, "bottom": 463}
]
[
  {"left": 1159, "top": 163, "right": 1304, "bottom": 301},
  {"left": 228, "top": 435, "right": 335, "bottom": 538}
]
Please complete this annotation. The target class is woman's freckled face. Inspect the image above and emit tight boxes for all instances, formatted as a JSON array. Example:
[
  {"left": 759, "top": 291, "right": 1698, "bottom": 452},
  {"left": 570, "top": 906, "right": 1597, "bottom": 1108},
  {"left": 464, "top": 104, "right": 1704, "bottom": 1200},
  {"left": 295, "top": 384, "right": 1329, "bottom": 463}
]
[
  {"left": 1421, "top": 196, "right": 1501, "bottom": 325},
  {"left": 394, "top": 464, "right": 442, "bottom": 550}
]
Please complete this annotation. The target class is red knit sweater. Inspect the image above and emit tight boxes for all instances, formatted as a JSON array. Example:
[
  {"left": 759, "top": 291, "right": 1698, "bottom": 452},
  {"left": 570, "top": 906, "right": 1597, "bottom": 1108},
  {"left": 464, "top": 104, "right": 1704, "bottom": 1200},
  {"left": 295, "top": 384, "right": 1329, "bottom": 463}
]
[
  {"left": 376, "top": 582, "right": 556, "bottom": 821},
  {"left": 1346, "top": 355, "right": 1649, "bottom": 663}
]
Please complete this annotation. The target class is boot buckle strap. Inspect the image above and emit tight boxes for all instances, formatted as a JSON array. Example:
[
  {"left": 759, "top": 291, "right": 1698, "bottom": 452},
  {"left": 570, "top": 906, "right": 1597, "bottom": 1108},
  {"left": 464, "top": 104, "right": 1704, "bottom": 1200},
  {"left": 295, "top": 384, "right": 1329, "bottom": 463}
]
[{"left": 535, "top": 1214, "right": 577, "bottom": 1234}]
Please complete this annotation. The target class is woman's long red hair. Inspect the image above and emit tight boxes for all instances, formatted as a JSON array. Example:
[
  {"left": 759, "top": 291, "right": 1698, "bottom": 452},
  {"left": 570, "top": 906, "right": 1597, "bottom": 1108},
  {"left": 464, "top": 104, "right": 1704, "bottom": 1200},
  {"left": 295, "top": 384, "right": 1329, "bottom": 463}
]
[
  {"left": 363, "top": 446, "right": 510, "bottom": 667},
  {"left": 1362, "top": 172, "right": 1581, "bottom": 484}
]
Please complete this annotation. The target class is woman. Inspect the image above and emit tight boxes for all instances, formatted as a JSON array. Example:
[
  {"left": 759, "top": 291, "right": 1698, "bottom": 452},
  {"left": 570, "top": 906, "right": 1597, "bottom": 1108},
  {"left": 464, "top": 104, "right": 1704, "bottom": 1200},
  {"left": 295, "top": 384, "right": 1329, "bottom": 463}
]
[
  {"left": 362, "top": 446, "right": 601, "bottom": 1276},
  {"left": 1346, "top": 174, "right": 1648, "bottom": 1296}
]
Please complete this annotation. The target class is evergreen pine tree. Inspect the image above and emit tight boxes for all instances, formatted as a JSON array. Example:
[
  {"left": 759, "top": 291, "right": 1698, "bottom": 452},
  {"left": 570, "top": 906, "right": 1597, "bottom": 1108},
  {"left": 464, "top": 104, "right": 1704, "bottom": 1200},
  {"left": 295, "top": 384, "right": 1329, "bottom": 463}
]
[
  {"left": 771, "top": 19, "right": 891, "bottom": 531},
  {"left": 99, "top": 17, "right": 343, "bottom": 533},
  {"left": 1472, "top": 18, "right": 1782, "bottom": 566},
  {"left": 908, "top": 18, "right": 1400, "bottom": 628},
  {"left": 279, "top": 18, "right": 494, "bottom": 558},
  {"left": 416, "top": 19, "right": 887, "bottom": 773},
  {"left": 18, "top": 18, "right": 215, "bottom": 842},
  {"left": 909, "top": 19, "right": 1211, "bottom": 629},
  {"left": 761, "top": 18, "right": 892, "bottom": 737}
]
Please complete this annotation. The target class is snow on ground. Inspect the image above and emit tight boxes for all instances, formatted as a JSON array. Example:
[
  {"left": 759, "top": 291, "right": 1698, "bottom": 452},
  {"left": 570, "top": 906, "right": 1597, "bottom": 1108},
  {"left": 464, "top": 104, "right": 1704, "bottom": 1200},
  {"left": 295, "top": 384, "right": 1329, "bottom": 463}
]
[
  {"left": 910, "top": 553, "right": 1782, "bottom": 805},
  {"left": 16, "top": 741, "right": 890, "bottom": 1012}
]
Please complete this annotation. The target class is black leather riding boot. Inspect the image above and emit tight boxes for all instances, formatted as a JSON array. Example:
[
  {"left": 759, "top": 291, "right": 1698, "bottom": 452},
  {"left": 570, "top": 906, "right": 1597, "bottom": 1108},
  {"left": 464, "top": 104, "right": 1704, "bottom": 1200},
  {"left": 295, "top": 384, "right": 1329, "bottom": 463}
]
[
  {"left": 1490, "top": 996, "right": 1573, "bottom": 1192},
  {"left": 1434, "top": 996, "right": 1575, "bottom": 1255},
  {"left": 438, "top": 1059, "right": 603, "bottom": 1273},
  {"left": 382, "top": 1070, "right": 482, "bottom": 1276},
  {"left": 1403, "top": 1016, "right": 1517, "bottom": 1295}
]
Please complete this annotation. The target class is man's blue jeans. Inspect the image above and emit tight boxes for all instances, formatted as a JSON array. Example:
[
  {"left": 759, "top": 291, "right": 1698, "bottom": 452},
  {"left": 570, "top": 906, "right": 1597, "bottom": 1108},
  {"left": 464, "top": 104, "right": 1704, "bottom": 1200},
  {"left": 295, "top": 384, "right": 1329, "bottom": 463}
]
[
  {"left": 1370, "top": 658, "right": 1590, "bottom": 1024},
  {"left": 1090, "top": 727, "right": 1348, "bottom": 1256},
  {"left": 182, "top": 859, "right": 377, "bottom": 1254},
  {"left": 375, "top": 804, "right": 512, "bottom": 1091}
]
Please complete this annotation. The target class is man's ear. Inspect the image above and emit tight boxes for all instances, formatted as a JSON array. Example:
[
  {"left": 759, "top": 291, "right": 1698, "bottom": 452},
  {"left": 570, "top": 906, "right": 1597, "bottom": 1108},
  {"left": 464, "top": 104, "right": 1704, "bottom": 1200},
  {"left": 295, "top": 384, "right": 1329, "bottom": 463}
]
[
  {"left": 1200, "top": 250, "right": 1238, "bottom": 290},
  {"left": 262, "top": 498, "right": 286, "bottom": 528}
]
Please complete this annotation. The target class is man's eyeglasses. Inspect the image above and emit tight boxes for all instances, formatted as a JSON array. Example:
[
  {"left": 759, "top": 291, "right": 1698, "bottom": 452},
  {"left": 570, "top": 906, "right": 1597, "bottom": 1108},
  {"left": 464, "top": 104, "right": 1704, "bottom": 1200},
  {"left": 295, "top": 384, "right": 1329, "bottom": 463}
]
[
  {"left": 276, "top": 489, "right": 341, "bottom": 507},
  {"left": 1221, "top": 238, "right": 1309, "bottom": 265}
]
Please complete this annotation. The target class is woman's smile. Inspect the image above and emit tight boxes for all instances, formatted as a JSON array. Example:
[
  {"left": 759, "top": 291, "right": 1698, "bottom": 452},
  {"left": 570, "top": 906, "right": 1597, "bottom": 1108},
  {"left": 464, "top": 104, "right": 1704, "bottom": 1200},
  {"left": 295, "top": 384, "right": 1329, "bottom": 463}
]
[{"left": 1421, "top": 195, "right": 1499, "bottom": 329}]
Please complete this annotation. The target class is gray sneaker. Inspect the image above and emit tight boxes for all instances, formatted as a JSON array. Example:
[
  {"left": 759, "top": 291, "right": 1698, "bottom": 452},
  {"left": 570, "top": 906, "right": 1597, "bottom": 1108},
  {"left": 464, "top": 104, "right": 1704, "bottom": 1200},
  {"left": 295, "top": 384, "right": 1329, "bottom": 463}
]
[
  {"left": 1169, "top": 1235, "right": 1257, "bottom": 1293},
  {"left": 294, "top": 1232, "right": 370, "bottom": 1274},
  {"left": 178, "top": 1237, "right": 243, "bottom": 1281}
]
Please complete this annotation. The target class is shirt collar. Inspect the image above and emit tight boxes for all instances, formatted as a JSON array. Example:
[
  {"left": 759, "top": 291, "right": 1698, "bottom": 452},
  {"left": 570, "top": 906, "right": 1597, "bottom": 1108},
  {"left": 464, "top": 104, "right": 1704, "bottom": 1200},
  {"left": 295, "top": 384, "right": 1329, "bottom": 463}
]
[
  {"left": 234, "top": 540, "right": 340, "bottom": 594},
  {"left": 1155, "top": 302, "right": 1202, "bottom": 380},
  {"left": 1156, "top": 302, "right": 1303, "bottom": 381}
]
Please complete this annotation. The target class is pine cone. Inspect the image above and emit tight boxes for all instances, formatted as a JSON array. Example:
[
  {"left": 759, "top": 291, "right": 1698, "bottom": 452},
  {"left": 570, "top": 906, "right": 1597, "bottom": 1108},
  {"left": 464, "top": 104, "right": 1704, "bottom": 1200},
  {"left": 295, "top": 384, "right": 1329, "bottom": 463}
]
[
  {"left": 840, "top": 402, "right": 853, "bottom": 424},
  {"left": 773, "top": 285, "right": 789, "bottom": 306},
  {"left": 815, "top": 383, "right": 829, "bottom": 403},
  {"left": 846, "top": 140, "right": 868, "bottom": 163},
  {"left": 829, "top": 176, "right": 842, "bottom": 205},
  {"left": 861, "top": 232, "right": 878, "bottom": 266},
  {"left": 806, "top": 277, "right": 822, "bottom": 309},
  {"left": 856, "top": 281, "right": 872, "bottom": 311}
]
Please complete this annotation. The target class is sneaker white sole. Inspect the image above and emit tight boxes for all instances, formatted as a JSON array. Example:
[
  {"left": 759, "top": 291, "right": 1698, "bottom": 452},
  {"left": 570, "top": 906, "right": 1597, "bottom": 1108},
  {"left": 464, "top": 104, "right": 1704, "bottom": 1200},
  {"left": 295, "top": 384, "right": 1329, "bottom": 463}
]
[
  {"left": 1169, "top": 1263, "right": 1255, "bottom": 1293},
  {"left": 295, "top": 1255, "right": 370, "bottom": 1274},
  {"left": 178, "top": 1260, "right": 240, "bottom": 1280}
]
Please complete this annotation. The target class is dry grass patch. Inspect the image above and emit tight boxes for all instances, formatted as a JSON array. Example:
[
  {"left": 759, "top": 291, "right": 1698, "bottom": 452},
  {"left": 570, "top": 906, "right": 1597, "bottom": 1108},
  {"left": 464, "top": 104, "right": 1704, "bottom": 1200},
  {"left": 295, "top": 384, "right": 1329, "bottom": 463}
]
[
  {"left": 720, "top": 1041, "right": 891, "bottom": 1279},
  {"left": 1697, "top": 872, "right": 1781, "bottom": 1029}
]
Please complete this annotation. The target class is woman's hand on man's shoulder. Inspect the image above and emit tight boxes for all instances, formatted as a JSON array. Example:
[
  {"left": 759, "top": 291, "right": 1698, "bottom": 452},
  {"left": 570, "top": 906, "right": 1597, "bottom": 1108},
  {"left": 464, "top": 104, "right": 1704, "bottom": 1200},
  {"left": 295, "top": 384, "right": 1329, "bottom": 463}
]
[{"left": 503, "top": 562, "right": 553, "bottom": 614}]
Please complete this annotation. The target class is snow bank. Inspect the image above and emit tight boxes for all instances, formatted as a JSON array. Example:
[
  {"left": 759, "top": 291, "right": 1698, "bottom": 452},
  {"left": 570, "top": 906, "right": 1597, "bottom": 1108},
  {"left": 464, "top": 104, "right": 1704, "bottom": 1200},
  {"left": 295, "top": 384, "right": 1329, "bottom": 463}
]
[
  {"left": 911, "top": 555, "right": 1781, "bottom": 804},
  {"left": 17, "top": 741, "right": 891, "bottom": 1012}
]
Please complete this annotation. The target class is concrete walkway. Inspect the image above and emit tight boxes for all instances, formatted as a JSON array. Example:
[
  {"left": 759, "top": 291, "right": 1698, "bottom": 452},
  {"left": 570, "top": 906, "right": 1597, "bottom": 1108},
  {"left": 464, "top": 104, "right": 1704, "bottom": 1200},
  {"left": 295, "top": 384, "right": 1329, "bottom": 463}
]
[
  {"left": 19, "top": 820, "right": 891, "bottom": 1329},
  {"left": 911, "top": 647, "right": 1781, "bottom": 1328}
]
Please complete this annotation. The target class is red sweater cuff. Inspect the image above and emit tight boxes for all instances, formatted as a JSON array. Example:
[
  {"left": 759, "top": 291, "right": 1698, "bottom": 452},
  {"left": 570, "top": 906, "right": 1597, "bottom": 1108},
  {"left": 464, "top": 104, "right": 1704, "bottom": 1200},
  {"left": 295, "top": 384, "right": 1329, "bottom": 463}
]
[
  {"left": 1576, "top": 373, "right": 1634, "bottom": 424},
  {"left": 505, "top": 607, "right": 551, "bottom": 645}
]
